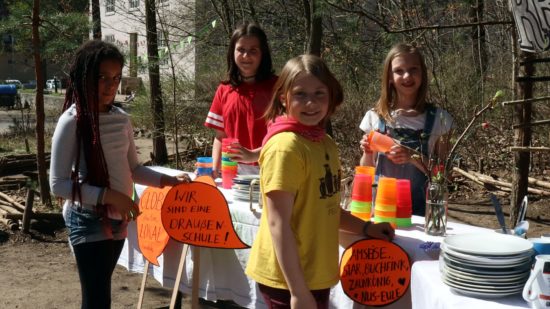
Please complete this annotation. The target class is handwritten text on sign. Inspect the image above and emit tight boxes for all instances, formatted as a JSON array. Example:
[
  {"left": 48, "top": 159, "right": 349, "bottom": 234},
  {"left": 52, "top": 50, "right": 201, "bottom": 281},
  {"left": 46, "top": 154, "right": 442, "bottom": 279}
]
[
  {"left": 161, "top": 182, "right": 249, "bottom": 249},
  {"left": 340, "top": 239, "right": 410, "bottom": 306},
  {"left": 137, "top": 186, "right": 172, "bottom": 266}
]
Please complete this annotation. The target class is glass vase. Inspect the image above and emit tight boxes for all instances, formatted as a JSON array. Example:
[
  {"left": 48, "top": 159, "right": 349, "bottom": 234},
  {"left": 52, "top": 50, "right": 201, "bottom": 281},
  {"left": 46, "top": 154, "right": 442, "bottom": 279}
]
[{"left": 425, "top": 182, "right": 448, "bottom": 236}]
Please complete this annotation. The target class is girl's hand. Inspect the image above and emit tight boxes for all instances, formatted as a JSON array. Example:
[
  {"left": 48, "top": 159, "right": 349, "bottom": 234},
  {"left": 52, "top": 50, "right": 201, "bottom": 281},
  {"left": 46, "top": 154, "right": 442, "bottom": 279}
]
[
  {"left": 365, "top": 222, "right": 395, "bottom": 241},
  {"left": 291, "top": 291, "right": 317, "bottom": 309},
  {"left": 103, "top": 188, "right": 140, "bottom": 221},
  {"left": 359, "top": 133, "right": 373, "bottom": 153},
  {"left": 386, "top": 144, "right": 411, "bottom": 164},
  {"left": 160, "top": 173, "right": 192, "bottom": 187},
  {"left": 226, "top": 143, "right": 260, "bottom": 163},
  {"left": 211, "top": 169, "right": 220, "bottom": 179}
]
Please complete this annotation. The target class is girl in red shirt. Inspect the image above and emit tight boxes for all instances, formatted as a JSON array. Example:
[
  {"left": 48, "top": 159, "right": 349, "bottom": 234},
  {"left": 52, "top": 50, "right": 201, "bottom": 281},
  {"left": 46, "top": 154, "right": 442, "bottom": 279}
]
[{"left": 204, "top": 22, "right": 277, "bottom": 176}]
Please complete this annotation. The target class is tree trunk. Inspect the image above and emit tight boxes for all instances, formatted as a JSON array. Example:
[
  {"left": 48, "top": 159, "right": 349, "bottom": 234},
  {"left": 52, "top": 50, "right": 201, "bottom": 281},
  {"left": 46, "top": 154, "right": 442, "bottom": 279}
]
[
  {"left": 302, "top": 0, "right": 332, "bottom": 137},
  {"left": 304, "top": 0, "right": 322, "bottom": 56},
  {"left": 510, "top": 50, "right": 533, "bottom": 226},
  {"left": 145, "top": 0, "right": 168, "bottom": 164},
  {"left": 32, "top": 0, "right": 51, "bottom": 206},
  {"left": 91, "top": 0, "right": 102, "bottom": 40}
]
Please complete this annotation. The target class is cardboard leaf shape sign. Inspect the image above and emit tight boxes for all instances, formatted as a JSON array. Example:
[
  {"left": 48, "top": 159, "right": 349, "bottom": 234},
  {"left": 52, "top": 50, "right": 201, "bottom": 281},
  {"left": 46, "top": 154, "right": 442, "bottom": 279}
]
[
  {"left": 194, "top": 175, "right": 216, "bottom": 187},
  {"left": 161, "top": 182, "right": 249, "bottom": 249},
  {"left": 137, "top": 186, "right": 172, "bottom": 266},
  {"left": 340, "top": 239, "right": 410, "bottom": 306}
]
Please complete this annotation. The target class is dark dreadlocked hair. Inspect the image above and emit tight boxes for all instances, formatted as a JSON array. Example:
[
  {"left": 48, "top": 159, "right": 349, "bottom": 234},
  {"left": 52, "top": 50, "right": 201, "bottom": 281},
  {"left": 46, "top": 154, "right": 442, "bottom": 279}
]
[{"left": 62, "top": 40, "right": 125, "bottom": 204}]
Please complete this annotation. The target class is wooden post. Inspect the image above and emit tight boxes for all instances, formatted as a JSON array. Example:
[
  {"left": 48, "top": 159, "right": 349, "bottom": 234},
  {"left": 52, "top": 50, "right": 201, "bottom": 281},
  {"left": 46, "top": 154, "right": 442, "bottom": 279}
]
[
  {"left": 511, "top": 50, "right": 534, "bottom": 226},
  {"left": 22, "top": 188, "right": 34, "bottom": 233},
  {"left": 191, "top": 247, "right": 201, "bottom": 309}
]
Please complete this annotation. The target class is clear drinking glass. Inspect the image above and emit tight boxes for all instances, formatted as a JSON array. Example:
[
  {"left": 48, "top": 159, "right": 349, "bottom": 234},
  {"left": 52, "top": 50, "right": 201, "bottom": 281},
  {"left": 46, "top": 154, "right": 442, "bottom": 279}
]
[{"left": 425, "top": 182, "right": 447, "bottom": 236}]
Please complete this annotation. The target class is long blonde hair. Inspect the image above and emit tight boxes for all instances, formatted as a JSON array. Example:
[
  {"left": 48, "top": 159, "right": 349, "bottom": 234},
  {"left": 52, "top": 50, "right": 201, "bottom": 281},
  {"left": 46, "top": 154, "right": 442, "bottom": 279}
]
[
  {"left": 374, "top": 43, "right": 428, "bottom": 122},
  {"left": 264, "top": 54, "right": 343, "bottom": 126}
]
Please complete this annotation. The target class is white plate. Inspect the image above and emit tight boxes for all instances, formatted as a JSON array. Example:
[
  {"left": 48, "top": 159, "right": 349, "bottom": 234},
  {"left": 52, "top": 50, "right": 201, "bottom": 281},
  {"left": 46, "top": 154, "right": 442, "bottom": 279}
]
[
  {"left": 442, "top": 268, "right": 529, "bottom": 287},
  {"left": 442, "top": 277, "right": 523, "bottom": 298},
  {"left": 442, "top": 273, "right": 527, "bottom": 291},
  {"left": 441, "top": 243, "right": 533, "bottom": 264},
  {"left": 442, "top": 252, "right": 531, "bottom": 268},
  {"left": 234, "top": 175, "right": 260, "bottom": 181},
  {"left": 441, "top": 263, "right": 530, "bottom": 282},
  {"left": 440, "top": 255, "right": 530, "bottom": 276},
  {"left": 443, "top": 233, "right": 533, "bottom": 256}
]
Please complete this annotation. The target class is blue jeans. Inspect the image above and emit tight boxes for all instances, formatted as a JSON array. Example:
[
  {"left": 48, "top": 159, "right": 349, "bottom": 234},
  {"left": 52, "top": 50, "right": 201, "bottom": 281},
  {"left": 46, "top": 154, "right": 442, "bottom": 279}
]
[{"left": 63, "top": 204, "right": 127, "bottom": 246}]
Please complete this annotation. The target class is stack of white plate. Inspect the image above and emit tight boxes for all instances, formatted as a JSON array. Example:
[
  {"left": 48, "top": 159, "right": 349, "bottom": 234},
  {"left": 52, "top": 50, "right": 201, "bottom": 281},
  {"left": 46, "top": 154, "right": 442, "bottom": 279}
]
[
  {"left": 439, "top": 233, "right": 534, "bottom": 298},
  {"left": 232, "top": 175, "right": 260, "bottom": 203}
]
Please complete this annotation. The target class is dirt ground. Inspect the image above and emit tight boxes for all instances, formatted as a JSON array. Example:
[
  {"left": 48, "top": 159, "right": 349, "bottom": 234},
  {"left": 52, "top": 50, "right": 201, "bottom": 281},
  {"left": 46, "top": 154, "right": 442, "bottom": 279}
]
[{"left": 0, "top": 138, "right": 548, "bottom": 309}]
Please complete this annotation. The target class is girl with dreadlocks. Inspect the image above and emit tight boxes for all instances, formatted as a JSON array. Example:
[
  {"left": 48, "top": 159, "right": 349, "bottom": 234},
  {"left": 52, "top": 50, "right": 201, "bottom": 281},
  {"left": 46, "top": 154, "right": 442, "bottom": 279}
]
[{"left": 49, "top": 40, "right": 189, "bottom": 308}]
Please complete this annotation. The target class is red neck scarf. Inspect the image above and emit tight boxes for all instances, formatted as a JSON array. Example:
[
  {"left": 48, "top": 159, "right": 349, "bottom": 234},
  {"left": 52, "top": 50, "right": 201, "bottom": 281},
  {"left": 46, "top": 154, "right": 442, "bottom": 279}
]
[{"left": 262, "top": 116, "right": 326, "bottom": 146}]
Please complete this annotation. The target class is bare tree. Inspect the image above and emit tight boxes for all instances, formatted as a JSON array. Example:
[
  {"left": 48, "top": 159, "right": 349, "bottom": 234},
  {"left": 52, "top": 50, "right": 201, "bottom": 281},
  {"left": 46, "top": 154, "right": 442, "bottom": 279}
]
[
  {"left": 145, "top": 0, "right": 168, "bottom": 164},
  {"left": 31, "top": 0, "right": 51, "bottom": 206}
]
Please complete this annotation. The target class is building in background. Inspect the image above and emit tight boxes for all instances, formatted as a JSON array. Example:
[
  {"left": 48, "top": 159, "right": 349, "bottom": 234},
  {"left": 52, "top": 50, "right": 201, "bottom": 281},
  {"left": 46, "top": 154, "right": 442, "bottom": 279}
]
[{"left": 99, "top": 0, "right": 196, "bottom": 90}]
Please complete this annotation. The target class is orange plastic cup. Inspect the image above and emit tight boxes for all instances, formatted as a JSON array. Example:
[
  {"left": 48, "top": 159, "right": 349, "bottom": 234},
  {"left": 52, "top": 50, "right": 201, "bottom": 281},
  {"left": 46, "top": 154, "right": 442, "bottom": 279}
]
[
  {"left": 352, "top": 211, "right": 371, "bottom": 221},
  {"left": 355, "top": 166, "right": 376, "bottom": 179},
  {"left": 375, "top": 177, "right": 397, "bottom": 206},
  {"left": 367, "top": 130, "right": 395, "bottom": 153},
  {"left": 374, "top": 210, "right": 396, "bottom": 218},
  {"left": 374, "top": 203, "right": 396, "bottom": 212}
]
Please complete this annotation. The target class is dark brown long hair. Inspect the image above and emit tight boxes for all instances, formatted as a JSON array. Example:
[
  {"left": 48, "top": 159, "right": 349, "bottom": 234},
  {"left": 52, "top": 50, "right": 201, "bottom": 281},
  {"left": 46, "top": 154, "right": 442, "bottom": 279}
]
[
  {"left": 62, "top": 40, "right": 124, "bottom": 203},
  {"left": 223, "top": 22, "right": 274, "bottom": 87}
]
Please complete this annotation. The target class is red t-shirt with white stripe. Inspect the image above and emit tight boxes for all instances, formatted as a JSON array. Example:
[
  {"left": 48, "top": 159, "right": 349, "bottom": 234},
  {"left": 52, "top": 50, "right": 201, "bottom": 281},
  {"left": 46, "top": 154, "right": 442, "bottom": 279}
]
[{"left": 204, "top": 76, "right": 277, "bottom": 150}]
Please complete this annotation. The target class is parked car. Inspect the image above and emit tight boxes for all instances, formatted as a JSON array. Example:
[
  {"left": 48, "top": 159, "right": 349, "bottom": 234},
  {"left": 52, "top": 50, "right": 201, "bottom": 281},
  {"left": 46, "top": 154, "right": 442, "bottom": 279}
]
[
  {"left": 46, "top": 79, "right": 61, "bottom": 90},
  {"left": 5, "top": 79, "right": 23, "bottom": 89}
]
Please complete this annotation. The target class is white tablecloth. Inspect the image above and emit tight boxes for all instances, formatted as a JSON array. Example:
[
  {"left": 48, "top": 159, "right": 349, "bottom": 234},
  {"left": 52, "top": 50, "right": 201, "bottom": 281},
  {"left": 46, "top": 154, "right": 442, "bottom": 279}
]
[
  {"left": 117, "top": 167, "right": 530, "bottom": 309},
  {"left": 411, "top": 261, "right": 529, "bottom": 309}
]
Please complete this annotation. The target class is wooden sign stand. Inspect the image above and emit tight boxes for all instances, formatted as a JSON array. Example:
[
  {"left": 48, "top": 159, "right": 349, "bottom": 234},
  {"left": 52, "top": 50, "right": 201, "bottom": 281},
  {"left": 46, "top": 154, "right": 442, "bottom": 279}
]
[
  {"left": 169, "top": 244, "right": 190, "bottom": 309},
  {"left": 136, "top": 260, "right": 149, "bottom": 309}
]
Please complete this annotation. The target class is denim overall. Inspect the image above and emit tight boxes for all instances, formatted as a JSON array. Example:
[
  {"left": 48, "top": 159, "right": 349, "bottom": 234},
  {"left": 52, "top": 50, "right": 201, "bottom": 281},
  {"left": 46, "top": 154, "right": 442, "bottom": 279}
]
[{"left": 375, "top": 106, "right": 436, "bottom": 216}]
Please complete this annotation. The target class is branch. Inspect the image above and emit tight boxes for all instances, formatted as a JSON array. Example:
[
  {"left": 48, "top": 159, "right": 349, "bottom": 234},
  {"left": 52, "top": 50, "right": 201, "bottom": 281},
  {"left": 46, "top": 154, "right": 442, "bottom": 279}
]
[
  {"left": 325, "top": 1, "right": 512, "bottom": 33},
  {"left": 509, "top": 146, "right": 550, "bottom": 152},
  {"left": 501, "top": 96, "right": 550, "bottom": 106},
  {"left": 445, "top": 101, "right": 494, "bottom": 174}
]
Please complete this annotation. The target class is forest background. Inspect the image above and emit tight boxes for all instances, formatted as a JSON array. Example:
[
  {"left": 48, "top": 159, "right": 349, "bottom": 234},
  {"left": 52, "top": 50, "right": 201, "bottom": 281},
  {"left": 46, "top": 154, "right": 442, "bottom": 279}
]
[
  {"left": 0, "top": 1, "right": 549, "bottom": 307},
  {"left": 1, "top": 0, "right": 549, "bottom": 224}
]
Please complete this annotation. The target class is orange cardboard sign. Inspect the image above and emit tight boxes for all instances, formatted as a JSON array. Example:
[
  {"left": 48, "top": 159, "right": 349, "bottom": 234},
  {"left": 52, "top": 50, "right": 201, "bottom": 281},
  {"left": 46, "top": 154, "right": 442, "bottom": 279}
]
[
  {"left": 194, "top": 175, "right": 216, "bottom": 187},
  {"left": 161, "top": 182, "right": 249, "bottom": 249},
  {"left": 137, "top": 186, "right": 172, "bottom": 266},
  {"left": 340, "top": 239, "right": 410, "bottom": 306}
]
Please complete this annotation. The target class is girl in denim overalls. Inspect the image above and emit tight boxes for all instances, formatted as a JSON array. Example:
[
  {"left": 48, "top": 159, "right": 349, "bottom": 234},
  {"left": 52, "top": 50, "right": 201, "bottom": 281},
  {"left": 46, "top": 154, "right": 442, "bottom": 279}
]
[{"left": 359, "top": 44, "right": 454, "bottom": 216}]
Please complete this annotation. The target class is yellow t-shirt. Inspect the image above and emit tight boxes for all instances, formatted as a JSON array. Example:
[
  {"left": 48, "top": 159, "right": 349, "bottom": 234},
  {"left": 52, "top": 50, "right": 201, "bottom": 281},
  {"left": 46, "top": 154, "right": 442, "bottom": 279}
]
[{"left": 245, "top": 132, "right": 341, "bottom": 290}]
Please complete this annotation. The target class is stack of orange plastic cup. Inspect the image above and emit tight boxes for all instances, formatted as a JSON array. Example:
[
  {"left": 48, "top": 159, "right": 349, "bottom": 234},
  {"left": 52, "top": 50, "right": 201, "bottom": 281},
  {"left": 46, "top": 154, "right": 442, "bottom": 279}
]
[
  {"left": 395, "top": 179, "right": 413, "bottom": 227},
  {"left": 221, "top": 138, "right": 238, "bottom": 189},
  {"left": 349, "top": 174, "right": 372, "bottom": 221},
  {"left": 374, "top": 177, "right": 397, "bottom": 227}
]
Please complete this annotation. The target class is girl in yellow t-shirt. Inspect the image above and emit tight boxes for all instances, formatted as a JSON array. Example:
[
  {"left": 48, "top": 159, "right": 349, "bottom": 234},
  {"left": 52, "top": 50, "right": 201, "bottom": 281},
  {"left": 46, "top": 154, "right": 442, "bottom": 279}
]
[{"left": 245, "top": 54, "right": 395, "bottom": 309}]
